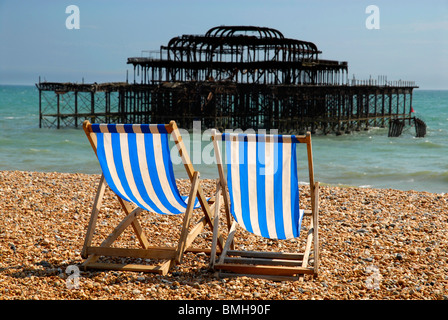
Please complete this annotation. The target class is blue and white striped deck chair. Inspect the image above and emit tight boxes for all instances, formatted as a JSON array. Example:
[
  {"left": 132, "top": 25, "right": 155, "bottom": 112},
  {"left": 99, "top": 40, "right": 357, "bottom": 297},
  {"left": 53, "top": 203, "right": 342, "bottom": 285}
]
[
  {"left": 81, "top": 120, "right": 221, "bottom": 275},
  {"left": 210, "top": 130, "right": 319, "bottom": 280}
]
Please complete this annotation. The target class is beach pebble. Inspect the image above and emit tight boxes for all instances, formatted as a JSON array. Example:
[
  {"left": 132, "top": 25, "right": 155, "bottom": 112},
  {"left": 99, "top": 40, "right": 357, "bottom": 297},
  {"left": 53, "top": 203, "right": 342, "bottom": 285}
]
[{"left": 1, "top": 170, "right": 447, "bottom": 300}]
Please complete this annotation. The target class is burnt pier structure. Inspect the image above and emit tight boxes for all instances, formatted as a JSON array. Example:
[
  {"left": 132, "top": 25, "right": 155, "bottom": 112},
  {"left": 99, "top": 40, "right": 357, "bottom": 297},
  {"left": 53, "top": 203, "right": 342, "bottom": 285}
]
[{"left": 37, "top": 26, "right": 423, "bottom": 136}]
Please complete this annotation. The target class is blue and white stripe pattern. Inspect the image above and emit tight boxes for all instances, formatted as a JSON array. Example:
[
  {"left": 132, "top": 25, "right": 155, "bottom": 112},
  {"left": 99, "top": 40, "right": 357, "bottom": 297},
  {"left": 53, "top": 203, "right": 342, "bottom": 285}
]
[
  {"left": 222, "top": 133, "right": 304, "bottom": 240},
  {"left": 91, "top": 123, "right": 199, "bottom": 215}
]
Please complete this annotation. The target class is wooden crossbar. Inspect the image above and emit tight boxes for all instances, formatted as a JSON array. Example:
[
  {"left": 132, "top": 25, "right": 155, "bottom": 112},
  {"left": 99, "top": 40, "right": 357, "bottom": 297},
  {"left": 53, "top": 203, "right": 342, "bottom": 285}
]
[
  {"left": 85, "top": 261, "right": 172, "bottom": 274},
  {"left": 226, "top": 250, "right": 305, "bottom": 260},
  {"left": 85, "top": 246, "right": 178, "bottom": 260},
  {"left": 223, "top": 257, "right": 305, "bottom": 267},
  {"left": 213, "top": 263, "right": 315, "bottom": 276}
]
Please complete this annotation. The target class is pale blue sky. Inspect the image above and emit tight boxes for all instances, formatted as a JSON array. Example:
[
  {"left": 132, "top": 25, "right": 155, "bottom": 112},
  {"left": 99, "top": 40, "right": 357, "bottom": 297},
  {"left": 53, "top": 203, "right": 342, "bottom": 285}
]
[{"left": 0, "top": 0, "right": 447, "bottom": 89}]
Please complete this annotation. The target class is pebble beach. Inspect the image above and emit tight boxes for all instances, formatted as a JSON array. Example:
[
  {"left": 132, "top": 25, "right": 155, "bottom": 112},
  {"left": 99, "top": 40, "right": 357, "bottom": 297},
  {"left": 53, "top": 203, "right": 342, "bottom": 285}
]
[{"left": 1, "top": 170, "right": 447, "bottom": 301}]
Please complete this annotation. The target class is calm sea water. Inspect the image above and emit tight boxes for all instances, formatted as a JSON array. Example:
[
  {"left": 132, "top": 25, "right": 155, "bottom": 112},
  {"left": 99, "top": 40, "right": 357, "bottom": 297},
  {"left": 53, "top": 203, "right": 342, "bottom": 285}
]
[{"left": 0, "top": 85, "right": 447, "bottom": 194}]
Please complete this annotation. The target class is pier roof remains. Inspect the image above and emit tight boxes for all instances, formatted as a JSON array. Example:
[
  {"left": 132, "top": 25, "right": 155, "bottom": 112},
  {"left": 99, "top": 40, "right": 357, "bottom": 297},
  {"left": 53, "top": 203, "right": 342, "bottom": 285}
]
[{"left": 127, "top": 25, "right": 348, "bottom": 85}]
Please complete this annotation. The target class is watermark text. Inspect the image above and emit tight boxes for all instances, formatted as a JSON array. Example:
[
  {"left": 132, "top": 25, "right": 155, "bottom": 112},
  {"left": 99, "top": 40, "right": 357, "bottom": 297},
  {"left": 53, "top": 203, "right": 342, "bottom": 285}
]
[
  {"left": 66, "top": 5, "right": 80, "bottom": 30},
  {"left": 365, "top": 5, "right": 380, "bottom": 30}
]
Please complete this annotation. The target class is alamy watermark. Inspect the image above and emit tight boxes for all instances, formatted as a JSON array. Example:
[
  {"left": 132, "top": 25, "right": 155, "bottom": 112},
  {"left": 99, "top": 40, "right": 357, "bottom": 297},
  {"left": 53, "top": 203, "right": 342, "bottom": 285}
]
[
  {"left": 365, "top": 5, "right": 380, "bottom": 30},
  {"left": 65, "top": 265, "right": 80, "bottom": 289},
  {"left": 365, "top": 265, "right": 382, "bottom": 290},
  {"left": 65, "top": 5, "right": 379, "bottom": 31},
  {"left": 169, "top": 121, "right": 280, "bottom": 171},
  {"left": 65, "top": 5, "right": 80, "bottom": 30}
]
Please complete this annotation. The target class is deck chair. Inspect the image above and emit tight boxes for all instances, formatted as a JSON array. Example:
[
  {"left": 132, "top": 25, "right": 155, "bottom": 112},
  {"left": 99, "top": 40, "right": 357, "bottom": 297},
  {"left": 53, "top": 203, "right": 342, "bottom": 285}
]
[
  {"left": 81, "top": 120, "right": 222, "bottom": 275},
  {"left": 210, "top": 130, "right": 319, "bottom": 281}
]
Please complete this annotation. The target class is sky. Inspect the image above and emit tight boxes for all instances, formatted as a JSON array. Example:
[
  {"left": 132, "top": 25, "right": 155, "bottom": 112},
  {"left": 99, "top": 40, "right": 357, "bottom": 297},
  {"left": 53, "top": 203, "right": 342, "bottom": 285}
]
[{"left": 0, "top": 0, "right": 447, "bottom": 89}]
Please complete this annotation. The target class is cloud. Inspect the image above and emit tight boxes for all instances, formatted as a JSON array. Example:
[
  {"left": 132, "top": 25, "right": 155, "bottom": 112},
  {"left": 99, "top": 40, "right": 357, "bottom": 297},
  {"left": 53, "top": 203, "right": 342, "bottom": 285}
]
[{"left": 410, "top": 20, "right": 448, "bottom": 32}]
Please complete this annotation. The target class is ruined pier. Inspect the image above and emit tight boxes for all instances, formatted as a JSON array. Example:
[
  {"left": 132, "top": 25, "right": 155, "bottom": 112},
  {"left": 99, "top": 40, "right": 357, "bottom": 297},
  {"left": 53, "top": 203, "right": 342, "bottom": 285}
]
[{"left": 36, "top": 26, "right": 423, "bottom": 136}]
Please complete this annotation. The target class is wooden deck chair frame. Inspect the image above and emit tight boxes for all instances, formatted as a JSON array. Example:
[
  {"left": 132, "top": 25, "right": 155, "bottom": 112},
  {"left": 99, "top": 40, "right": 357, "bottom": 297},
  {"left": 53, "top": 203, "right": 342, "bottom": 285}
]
[
  {"left": 81, "top": 120, "right": 223, "bottom": 275},
  {"left": 210, "top": 130, "right": 319, "bottom": 281}
]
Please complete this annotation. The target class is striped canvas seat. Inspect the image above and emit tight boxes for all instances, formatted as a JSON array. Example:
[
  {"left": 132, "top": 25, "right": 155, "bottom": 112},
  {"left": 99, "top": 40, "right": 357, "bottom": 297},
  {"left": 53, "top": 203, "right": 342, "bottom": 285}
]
[
  {"left": 210, "top": 130, "right": 319, "bottom": 280},
  {"left": 90, "top": 123, "right": 200, "bottom": 215},
  {"left": 222, "top": 133, "right": 303, "bottom": 240},
  {"left": 80, "top": 120, "right": 221, "bottom": 275}
]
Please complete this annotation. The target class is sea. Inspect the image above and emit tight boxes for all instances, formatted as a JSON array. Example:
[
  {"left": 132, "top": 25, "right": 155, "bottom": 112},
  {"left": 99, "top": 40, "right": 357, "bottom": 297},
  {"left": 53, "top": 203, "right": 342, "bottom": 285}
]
[{"left": 0, "top": 84, "right": 447, "bottom": 194}]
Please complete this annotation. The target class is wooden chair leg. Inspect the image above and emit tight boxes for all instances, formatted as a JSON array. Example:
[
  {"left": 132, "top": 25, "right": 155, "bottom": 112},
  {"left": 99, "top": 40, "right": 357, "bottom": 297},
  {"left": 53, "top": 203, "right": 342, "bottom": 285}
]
[
  {"left": 175, "top": 171, "right": 200, "bottom": 264},
  {"left": 217, "top": 220, "right": 237, "bottom": 265},
  {"left": 209, "top": 182, "right": 222, "bottom": 268},
  {"left": 81, "top": 174, "right": 106, "bottom": 259},
  {"left": 117, "top": 197, "right": 150, "bottom": 249},
  {"left": 313, "top": 182, "right": 320, "bottom": 275},
  {"left": 82, "top": 206, "right": 144, "bottom": 267}
]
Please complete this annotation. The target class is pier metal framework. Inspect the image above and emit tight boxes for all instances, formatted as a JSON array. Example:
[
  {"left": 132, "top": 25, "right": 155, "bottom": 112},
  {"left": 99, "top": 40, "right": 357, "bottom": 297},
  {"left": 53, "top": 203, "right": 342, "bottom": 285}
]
[{"left": 37, "top": 26, "right": 421, "bottom": 136}]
